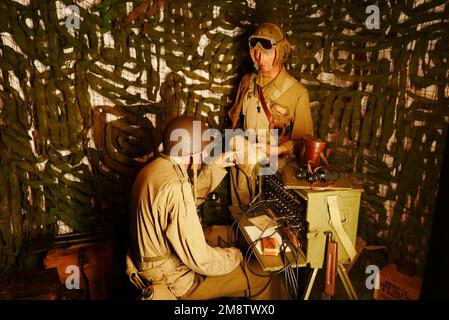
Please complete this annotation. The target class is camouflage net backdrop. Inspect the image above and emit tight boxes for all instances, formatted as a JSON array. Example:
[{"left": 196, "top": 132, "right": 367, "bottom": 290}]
[{"left": 0, "top": 0, "right": 448, "bottom": 275}]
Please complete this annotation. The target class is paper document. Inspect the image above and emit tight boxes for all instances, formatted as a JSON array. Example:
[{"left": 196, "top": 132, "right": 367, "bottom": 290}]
[
  {"left": 248, "top": 214, "right": 277, "bottom": 232},
  {"left": 243, "top": 225, "right": 291, "bottom": 255}
]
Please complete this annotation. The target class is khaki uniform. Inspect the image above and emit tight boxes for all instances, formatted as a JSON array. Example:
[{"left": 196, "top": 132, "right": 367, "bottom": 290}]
[
  {"left": 229, "top": 67, "right": 314, "bottom": 205},
  {"left": 129, "top": 156, "right": 285, "bottom": 299}
]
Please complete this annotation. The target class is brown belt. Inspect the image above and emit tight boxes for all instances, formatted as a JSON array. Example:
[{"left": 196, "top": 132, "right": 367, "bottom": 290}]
[{"left": 141, "top": 253, "right": 171, "bottom": 263}]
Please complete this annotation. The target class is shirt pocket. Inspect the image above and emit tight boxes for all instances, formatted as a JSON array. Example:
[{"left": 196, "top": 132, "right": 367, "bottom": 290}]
[{"left": 270, "top": 102, "right": 291, "bottom": 119}]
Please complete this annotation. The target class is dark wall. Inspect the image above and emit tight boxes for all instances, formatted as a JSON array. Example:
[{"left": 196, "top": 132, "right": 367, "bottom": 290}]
[{"left": 421, "top": 126, "right": 449, "bottom": 299}]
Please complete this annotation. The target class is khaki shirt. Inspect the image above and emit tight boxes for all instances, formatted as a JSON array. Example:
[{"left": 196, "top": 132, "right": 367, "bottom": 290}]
[
  {"left": 231, "top": 67, "right": 314, "bottom": 154},
  {"left": 129, "top": 157, "right": 242, "bottom": 297}
]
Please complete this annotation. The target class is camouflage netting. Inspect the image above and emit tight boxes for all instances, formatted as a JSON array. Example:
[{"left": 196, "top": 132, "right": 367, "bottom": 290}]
[{"left": 0, "top": 0, "right": 448, "bottom": 275}]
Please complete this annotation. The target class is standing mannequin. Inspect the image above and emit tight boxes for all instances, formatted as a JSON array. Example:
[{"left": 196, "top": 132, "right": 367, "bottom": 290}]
[{"left": 228, "top": 22, "right": 314, "bottom": 206}]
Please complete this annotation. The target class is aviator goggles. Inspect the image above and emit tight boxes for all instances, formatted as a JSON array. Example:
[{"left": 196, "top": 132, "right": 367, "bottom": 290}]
[{"left": 248, "top": 36, "right": 278, "bottom": 50}]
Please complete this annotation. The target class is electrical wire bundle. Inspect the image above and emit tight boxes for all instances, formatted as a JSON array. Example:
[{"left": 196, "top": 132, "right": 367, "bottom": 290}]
[{"left": 232, "top": 196, "right": 303, "bottom": 300}]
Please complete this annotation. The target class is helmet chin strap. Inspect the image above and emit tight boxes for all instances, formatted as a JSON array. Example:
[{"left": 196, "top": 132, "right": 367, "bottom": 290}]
[
  {"left": 188, "top": 155, "right": 201, "bottom": 205},
  {"left": 192, "top": 164, "right": 198, "bottom": 205},
  {"left": 166, "top": 154, "right": 200, "bottom": 204}
]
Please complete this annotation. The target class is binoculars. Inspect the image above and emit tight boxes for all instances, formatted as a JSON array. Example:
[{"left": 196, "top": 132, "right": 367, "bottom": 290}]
[{"left": 296, "top": 167, "right": 340, "bottom": 183}]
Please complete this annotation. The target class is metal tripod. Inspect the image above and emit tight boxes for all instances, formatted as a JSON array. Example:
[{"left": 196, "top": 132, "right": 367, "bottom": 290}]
[{"left": 302, "top": 262, "right": 358, "bottom": 300}]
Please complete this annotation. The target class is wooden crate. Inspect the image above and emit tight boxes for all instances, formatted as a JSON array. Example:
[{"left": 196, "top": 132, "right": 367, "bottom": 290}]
[{"left": 374, "top": 264, "right": 422, "bottom": 300}]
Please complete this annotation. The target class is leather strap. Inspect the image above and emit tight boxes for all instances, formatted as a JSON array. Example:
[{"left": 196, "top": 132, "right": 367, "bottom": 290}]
[
  {"left": 228, "top": 73, "right": 254, "bottom": 129},
  {"left": 257, "top": 85, "right": 271, "bottom": 121},
  {"left": 326, "top": 196, "right": 357, "bottom": 261}
]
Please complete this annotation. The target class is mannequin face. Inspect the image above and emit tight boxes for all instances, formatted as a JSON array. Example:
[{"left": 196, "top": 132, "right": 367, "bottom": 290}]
[{"left": 251, "top": 47, "right": 281, "bottom": 77}]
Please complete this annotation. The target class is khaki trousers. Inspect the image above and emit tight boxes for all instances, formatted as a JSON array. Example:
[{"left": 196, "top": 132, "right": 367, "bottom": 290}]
[
  {"left": 180, "top": 225, "right": 288, "bottom": 300},
  {"left": 179, "top": 259, "right": 287, "bottom": 300}
]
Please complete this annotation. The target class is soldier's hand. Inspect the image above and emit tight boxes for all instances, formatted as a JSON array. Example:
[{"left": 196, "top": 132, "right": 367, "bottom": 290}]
[
  {"left": 255, "top": 143, "right": 288, "bottom": 156},
  {"left": 210, "top": 151, "right": 236, "bottom": 168}
]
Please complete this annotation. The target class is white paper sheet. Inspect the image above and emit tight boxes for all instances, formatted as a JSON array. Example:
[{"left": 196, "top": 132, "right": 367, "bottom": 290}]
[
  {"left": 248, "top": 214, "right": 277, "bottom": 232},
  {"left": 243, "top": 225, "right": 291, "bottom": 255}
]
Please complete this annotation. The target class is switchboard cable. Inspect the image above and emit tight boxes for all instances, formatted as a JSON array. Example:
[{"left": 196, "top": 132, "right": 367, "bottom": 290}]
[
  {"left": 276, "top": 239, "right": 295, "bottom": 300},
  {"left": 284, "top": 265, "right": 293, "bottom": 299},
  {"left": 236, "top": 214, "right": 277, "bottom": 300},
  {"left": 278, "top": 221, "right": 302, "bottom": 299},
  {"left": 238, "top": 198, "right": 278, "bottom": 216},
  {"left": 279, "top": 226, "right": 300, "bottom": 300},
  {"left": 218, "top": 197, "right": 279, "bottom": 300},
  {"left": 232, "top": 199, "right": 279, "bottom": 243},
  {"left": 242, "top": 216, "right": 293, "bottom": 277},
  {"left": 296, "top": 247, "right": 300, "bottom": 298},
  {"left": 243, "top": 227, "right": 292, "bottom": 299},
  {"left": 283, "top": 264, "right": 299, "bottom": 299},
  {"left": 231, "top": 196, "right": 301, "bottom": 299}
]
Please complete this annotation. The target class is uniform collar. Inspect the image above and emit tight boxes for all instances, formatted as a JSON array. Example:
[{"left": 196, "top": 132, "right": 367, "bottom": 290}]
[
  {"left": 255, "top": 65, "right": 288, "bottom": 89},
  {"left": 160, "top": 154, "right": 191, "bottom": 183}
]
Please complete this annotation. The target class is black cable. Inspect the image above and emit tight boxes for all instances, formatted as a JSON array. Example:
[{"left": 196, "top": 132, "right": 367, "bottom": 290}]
[
  {"left": 288, "top": 266, "right": 298, "bottom": 299},
  {"left": 231, "top": 199, "right": 279, "bottom": 250},
  {"left": 278, "top": 221, "right": 302, "bottom": 300},
  {"left": 239, "top": 199, "right": 278, "bottom": 217},
  {"left": 230, "top": 198, "right": 278, "bottom": 299},
  {"left": 284, "top": 269, "right": 289, "bottom": 299},
  {"left": 243, "top": 218, "right": 294, "bottom": 278},
  {"left": 295, "top": 258, "right": 300, "bottom": 299},
  {"left": 245, "top": 272, "right": 274, "bottom": 299},
  {"left": 283, "top": 254, "right": 290, "bottom": 298},
  {"left": 280, "top": 235, "right": 296, "bottom": 300},
  {"left": 241, "top": 209, "right": 283, "bottom": 300},
  {"left": 284, "top": 262, "right": 292, "bottom": 298},
  {"left": 241, "top": 260, "right": 252, "bottom": 299},
  {"left": 242, "top": 235, "right": 296, "bottom": 299},
  {"left": 284, "top": 267, "right": 294, "bottom": 299},
  {"left": 242, "top": 215, "right": 284, "bottom": 265},
  {"left": 232, "top": 197, "right": 303, "bottom": 299}
]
